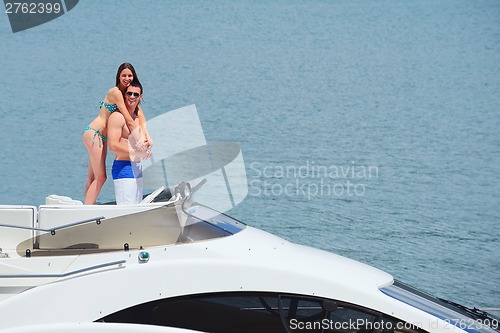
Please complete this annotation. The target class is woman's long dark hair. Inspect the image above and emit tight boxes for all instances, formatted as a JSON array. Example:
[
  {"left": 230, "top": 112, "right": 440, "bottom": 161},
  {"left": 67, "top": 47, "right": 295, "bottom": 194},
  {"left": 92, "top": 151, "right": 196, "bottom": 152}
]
[{"left": 115, "top": 63, "right": 141, "bottom": 92}]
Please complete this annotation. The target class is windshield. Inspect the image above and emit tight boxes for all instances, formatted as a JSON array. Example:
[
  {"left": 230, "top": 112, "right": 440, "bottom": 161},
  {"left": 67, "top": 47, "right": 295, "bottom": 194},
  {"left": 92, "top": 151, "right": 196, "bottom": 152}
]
[
  {"left": 140, "top": 105, "right": 248, "bottom": 216},
  {"left": 380, "top": 281, "right": 499, "bottom": 333}
]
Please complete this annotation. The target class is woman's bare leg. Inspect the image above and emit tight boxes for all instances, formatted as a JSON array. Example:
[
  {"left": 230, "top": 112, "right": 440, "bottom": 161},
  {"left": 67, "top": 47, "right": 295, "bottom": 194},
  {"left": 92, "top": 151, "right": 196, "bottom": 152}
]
[
  {"left": 83, "top": 132, "right": 107, "bottom": 204},
  {"left": 84, "top": 160, "right": 94, "bottom": 199}
]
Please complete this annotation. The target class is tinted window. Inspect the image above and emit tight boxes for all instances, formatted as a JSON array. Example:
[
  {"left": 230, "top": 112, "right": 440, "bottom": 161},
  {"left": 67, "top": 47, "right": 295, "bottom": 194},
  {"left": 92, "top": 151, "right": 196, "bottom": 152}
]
[
  {"left": 99, "top": 292, "right": 428, "bottom": 333},
  {"left": 281, "top": 296, "right": 382, "bottom": 333},
  {"left": 100, "top": 292, "right": 285, "bottom": 333}
]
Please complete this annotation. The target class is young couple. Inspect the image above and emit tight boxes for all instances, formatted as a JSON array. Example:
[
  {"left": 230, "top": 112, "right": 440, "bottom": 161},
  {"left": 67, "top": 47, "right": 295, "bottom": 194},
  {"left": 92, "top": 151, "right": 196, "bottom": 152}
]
[{"left": 83, "top": 63, "right": 152, "bottom": 205}]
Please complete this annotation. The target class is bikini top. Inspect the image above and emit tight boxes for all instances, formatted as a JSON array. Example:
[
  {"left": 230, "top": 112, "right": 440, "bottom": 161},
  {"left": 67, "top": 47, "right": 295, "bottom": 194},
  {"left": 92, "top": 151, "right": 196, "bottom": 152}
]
[{"left": 99, "top": 100, "right": 119, "bottom": 113}]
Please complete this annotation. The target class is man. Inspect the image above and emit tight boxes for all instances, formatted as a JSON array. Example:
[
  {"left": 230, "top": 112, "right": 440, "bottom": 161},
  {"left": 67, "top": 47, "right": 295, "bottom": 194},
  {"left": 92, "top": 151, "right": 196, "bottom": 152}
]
[{"left": 108, "top": 81, "right": 151, "bottom": 204}]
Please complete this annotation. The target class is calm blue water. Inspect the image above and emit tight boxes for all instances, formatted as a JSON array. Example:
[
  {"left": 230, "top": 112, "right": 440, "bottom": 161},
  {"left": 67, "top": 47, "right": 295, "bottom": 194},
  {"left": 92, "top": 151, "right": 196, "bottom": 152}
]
[{"left": 1, "top": 1, "right": 499, "bottom": 309}]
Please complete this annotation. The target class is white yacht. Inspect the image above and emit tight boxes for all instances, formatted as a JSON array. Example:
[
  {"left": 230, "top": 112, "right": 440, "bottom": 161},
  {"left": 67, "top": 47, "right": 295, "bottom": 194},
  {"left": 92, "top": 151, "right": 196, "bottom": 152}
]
[
  {"left": 1, "top": 105, "right": 498, "bottom": 332},
  {"left": 0, "top": 180, "right": 498, "bottom": 333}
]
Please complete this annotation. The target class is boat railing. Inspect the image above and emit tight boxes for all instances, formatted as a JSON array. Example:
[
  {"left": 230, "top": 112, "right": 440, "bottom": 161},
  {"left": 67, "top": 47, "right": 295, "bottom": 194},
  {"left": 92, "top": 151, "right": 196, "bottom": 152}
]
[
  {"left": 482, "top": 308, "right": 500, "bottom": 319},
  {"left": 0, "top": 216, "right": 105, "bottom": 235},
  {"left": 0, "top": 259, "right": 125, "bottom": 278}
]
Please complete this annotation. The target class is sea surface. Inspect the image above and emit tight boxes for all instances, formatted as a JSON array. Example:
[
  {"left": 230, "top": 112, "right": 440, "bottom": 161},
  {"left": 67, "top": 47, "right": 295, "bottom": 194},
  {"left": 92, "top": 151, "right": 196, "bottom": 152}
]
[{"left": 1, "top": 1, "right": 499, "bottom": 310}]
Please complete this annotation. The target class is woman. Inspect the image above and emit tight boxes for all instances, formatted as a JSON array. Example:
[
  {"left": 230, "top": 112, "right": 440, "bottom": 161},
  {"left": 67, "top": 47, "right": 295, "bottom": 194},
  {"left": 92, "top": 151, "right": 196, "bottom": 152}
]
[{"left": 83, "top": 63, "right": 151, "bottom": 204}]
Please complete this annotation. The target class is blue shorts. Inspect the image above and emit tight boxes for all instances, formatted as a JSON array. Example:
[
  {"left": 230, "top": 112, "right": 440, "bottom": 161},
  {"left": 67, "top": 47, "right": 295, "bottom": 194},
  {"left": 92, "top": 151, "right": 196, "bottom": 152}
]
[
  {"left": 112, "top": 160, "right": 143, "bottom": 205},
  {"left": 111, "top": 160, "right": 142, "bottom": 180}
]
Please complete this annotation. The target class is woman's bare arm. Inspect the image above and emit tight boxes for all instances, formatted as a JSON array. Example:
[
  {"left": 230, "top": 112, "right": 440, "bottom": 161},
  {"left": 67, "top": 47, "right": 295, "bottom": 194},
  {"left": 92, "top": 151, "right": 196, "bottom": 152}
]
[{"left": 108, "top": 87, "right": 137, "bottom": 132}]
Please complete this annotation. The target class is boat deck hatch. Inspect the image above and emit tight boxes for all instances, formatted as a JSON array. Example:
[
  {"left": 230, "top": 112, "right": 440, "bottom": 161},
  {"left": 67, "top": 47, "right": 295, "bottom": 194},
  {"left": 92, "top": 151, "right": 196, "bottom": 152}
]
[{"left": 6, "top": 204, "right": 245, "bottom": 257}]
